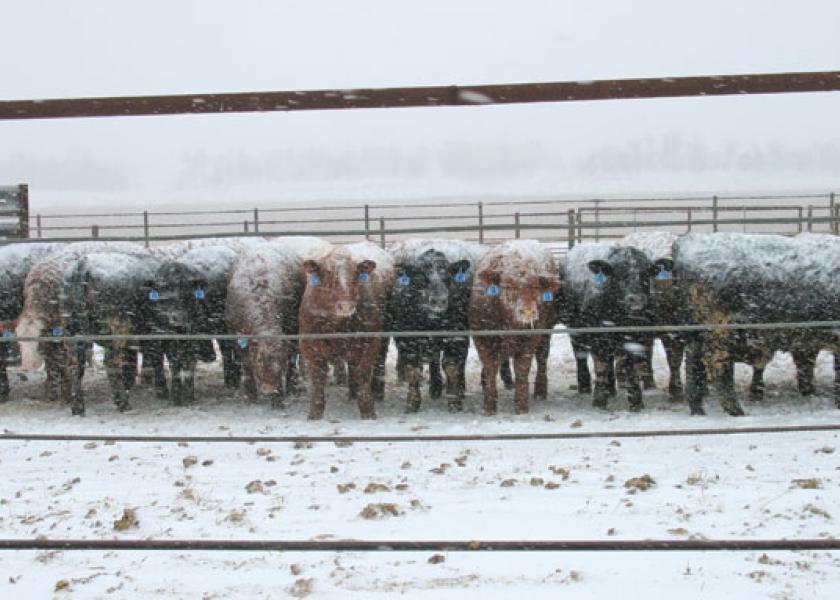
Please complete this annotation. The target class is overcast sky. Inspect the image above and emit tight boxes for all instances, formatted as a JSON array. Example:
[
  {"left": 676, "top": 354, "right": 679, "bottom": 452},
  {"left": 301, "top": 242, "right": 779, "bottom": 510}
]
[{"left": 2, "top": 0, "right": 840, "bottom": 211}]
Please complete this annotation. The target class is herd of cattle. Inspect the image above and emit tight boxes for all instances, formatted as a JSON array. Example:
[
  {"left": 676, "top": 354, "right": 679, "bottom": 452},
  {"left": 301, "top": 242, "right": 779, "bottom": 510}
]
[{"left": 1, "top": 231, "right": 839, "bottom": 419}]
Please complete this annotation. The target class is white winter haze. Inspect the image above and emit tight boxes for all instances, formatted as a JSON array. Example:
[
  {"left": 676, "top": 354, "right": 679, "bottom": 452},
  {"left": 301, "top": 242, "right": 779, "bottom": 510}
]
[{"left": 1, "top": 0, "right": 839, "bottom": 212}]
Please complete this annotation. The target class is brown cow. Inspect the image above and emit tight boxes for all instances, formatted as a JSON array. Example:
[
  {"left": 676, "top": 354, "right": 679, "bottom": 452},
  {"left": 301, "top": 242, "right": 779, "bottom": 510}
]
[
  {"left": 299, "top": 242, "right": 394, "bottom": 420},
  {"left": 469, "top": 240, "right": 561, "bottom": 415}
]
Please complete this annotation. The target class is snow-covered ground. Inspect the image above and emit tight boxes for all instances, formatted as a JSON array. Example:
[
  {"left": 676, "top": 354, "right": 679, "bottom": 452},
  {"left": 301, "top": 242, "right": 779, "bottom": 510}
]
[{"left": 1, "top": 336, "right": 838, "bottom": 598}]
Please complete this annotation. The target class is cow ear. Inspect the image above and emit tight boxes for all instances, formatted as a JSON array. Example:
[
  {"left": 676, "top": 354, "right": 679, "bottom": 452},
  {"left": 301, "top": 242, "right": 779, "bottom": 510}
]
[
  {"left": 538, "top": 275, "right": 561, "bottom": 291},
  {"left": 395, "top": 263, "right": 410, "bottom": 277},
  {"left": 651, "top": 258, "right": 674, "bottom": 279},
  {"left": 587, "top": 260, "right": 612, "bottom": 277},
  {"left": 449, "top": 260, "right": 471, "bottom": 277},
  {"left": 357, "top": 260, "right": 376, "bottom": 274},
  {"left": 303, "top": 260, "right": 320, "bottom": 275}
]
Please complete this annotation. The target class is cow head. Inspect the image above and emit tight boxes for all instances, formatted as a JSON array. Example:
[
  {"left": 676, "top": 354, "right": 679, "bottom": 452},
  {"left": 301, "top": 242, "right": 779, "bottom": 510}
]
[
  {"left": 15, "top": 313, "right": 46, "bottom": 370},
  {"left": 394, "top": 250, "right": 471, "bottom": 319},
  {"left": 587, "top": 247, "right": 655, "bottom": 316},
  {"left": 303, "top": 252, "right": 377, "bottom": 320},
  {"left": 477, "top": 264, "right": 560, "bottom": 328},
  {"left": 237, "top": 335, "right": 288, "bottom": 398},
  {"left": 143, "top": 262, "right": 209, "bottom": 332}
]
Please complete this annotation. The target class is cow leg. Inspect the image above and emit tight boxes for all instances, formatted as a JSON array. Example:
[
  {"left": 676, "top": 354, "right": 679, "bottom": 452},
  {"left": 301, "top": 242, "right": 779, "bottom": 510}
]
[
  {"left": 220, "top": 340, "right": 241, "bottom": 388},
  {"left": 351, "top": 343, "right": 377, "bottom": 420},
  {"left": 123, "top": 348, "right": 138, "bottom": 391},
  {"left": 285, "top": 351, "right": 301, "bottom": 397},
  {"left": 533, "top": 334, "right": 550, "bottom": 401},
  {"left": 404, "top": 359, "right": 423, "bottom": 413},
  {"left": 103, "top": 344, "right": 131, "bottom": 412},
  {"left": 663, "top": 334, "right": 685, "bottom": 401},
  {"left": 592, "top": 352, "right": 613, "bottom": 409},
  {"left": 395, "top": 351, "right": 407, "bottom": 384},
  {"left": 0, "top": 348, "right": 8, "bottom": 403},
  {"left": 499, "top": 359, "right": 515, "bottom": 390},
  {"left": 641, "top": 340, "right": 656, "bottom": 390},
  {"left": 792, "top": 348, "right": 817, "bottom": 396},
  {"left": 749, "top": 362, "right": 766, "bottom": 401},
  {"left": 44, "top": 343, "right": 61, "bottom": 402},
  {"left": 68, "top": 341, "right": 87, "bottom": 416},
  {"left": 371, "top": 338, "right": 388, "bottom": 404},
  {"left": 145, "top": 342, "right": 168, "bottom": 400},
  {"left": 571, "top": 339, "right": 591, "bottom": 394},
  {"left": 429, "top": 354, "right": 443, "bottom": 400},
  {"left": 475, "top": 337, "right": 500, "bottom": 416},
  {"left": 305, "top": 357, "right": 328, "bottom": 420},
  {"left": 443, "top": 337, "right": 468, "bottom": 412},
  {"left": 714, "top": 357, "right": 744, "bottom": 416},
  {"left": 619, "top": 353, "right": 645, "bottom": 412},
  {"left": 684, "top": 337, "right": 707, "bottom": 415},
  {"left": 171, "top": 343, "right": 197, "bottom": 406},
  {"left": 512, "top": 350, "right": 533, "bottom": 414}
]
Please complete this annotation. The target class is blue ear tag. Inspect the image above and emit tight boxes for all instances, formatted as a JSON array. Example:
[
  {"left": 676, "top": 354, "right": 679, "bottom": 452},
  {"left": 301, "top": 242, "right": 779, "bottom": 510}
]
[
  {"left": 398, "top": 274, "right": 410, "bottom": 286},
  {"left": 358, "top": 272, "right": 369, "bottom": 283},
  {"left": 148, "top": 290, "right": 160, "bottom": 301},
  {"left": 237, "top": 338, "right": 248, "bottom": 349},
  {"left": 592, "top": 270, "right": 607, "bottom": 284},
  {"left": 485, "top": 283, "right": 501, "bottom": 297},
  {"left": 2, "top": 330, "right": 13, "bottom": 338},
  {"left": 52, "top": 327, "right": 64, "bottom": 337},
  {"left": 655, "top": 265, "right": 672, "bottom": 281},
  {"left": 194, "top": 289, "right": 205, "bottom": 300},
  {"left": 454, "top": 270, "right": 466, "bottom": 283},
  {"left": 542, "top": 291, "right": 554, "bottom": 302},
  {"left": 309, "top": 274, "right": 320, "bottom": 286}
]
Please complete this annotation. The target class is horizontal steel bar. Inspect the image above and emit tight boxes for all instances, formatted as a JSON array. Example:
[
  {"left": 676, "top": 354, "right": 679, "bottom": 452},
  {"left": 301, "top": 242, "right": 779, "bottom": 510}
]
[
  {"left": 4, "top": 320, "right": 840, "bottom": 344},
  {"left": 3, "top": 70, "right": 840, "bottom": 121},
  {"left": 3, "top": 423, "right": 839, "bottom": 445},
  {"left": 0, "top": 538, "right": 837, "bottom": 552}
]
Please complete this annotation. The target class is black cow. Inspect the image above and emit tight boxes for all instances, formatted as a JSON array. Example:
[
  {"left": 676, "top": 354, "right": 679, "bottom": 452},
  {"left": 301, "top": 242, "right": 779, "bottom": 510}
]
[
  {"left": 389, "top": 245, "right": 473, "bottom": 412},
  {"left": 565, "top": 244, "right": 657, "bottom": 411},
  {"left": 0, "top": 242, "right": 64, "bottom": 401},
  {"left": 144, "top": 245, "right": 241, "bottom": 405},
  {"left": 670, "top": 232, "right": 840, "bottom": 416},
  {"left": 62, "top": 252, "right": 166, "bottom": 415}
]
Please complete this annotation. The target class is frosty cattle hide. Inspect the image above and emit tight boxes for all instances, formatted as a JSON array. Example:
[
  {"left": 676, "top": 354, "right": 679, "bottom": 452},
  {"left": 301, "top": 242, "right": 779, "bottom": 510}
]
[
  {"left": 564, "top": 243, "right": 657, "bottom": 411},
  {"left": 0, "top": 242, "right": 65, "bottom": 401},
  {"left": 469, "top": 240, "right": 560, "bottom": 415},
  {"left": 299, "top": 242, "right": 394, "bottom": 420},
  {"left": 62, "top": 252, "right": 165, "bottom": 415},
  {"left": 388, "top": 239, "right": 478, "bottom": 412},
  {"left": 146, "top": 245, "right": 240, "bottom": 405},
  {"left": 225, "top": 243, "right": 310, "bottom": 408},
  {"left": 15, "top": 242, "right": 146, "bottom": 403},
  {"left": 672, "top": 232, "right": 840, "bottom": 416},
  {"left": 618, "top": 231, "right": 684, "bottom": 400}
]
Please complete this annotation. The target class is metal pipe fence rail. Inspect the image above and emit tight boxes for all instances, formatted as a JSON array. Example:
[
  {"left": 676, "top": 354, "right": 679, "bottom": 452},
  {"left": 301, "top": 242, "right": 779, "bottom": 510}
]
[
  {"left": 4, "top": 319, "right": 840, "bottom": 345},
  {"left": 25, "top": 191, "right": 840, "bottom": 244},
  {"left": 0, "top": 538, "right": 837, "bottom": 553},
  {"left": 2, "top": 423, "right": 839, "bottom": 445}
]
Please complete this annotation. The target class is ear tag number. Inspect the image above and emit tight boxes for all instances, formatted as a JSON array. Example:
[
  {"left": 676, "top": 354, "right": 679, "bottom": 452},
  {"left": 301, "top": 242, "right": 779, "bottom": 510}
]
[
  {"left": 148, "top": 290, "right": 160, "bottom": 301},
  {"left": 485, "top": 284, "right": 501, "bottom": 297},
  {"left": 592, "top": 270, "right": 607, "bottom": 284},
  {"left": 398, "top": 274, "right": 410, "bottom": 286},
  {"left": 542, "top": 291, "right": 554, "bottom": 302},
  {"left": 358, "top": 272, "right": 369, "bottom": 283},
  {"left": 309, "top": 274, "right": 320, "bottom": 286},
  {"left": 655, "top": 266, "right": 672, "bottom": 281},
  {"left": 454, "top": 270, "right": 466, "bottom": 283},
  {"left": 194, "top": 289, "right": 205, "bottom": 300},
  {"left": 237, "top": 338, "right": 248, "bottom": 349},
  {"left": 52, "top": 327, "right": 64, "bottom": 337}
]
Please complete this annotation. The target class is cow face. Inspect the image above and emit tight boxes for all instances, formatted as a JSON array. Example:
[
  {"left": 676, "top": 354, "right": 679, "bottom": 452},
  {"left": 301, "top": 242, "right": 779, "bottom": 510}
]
[
  {"left": 587, "top": 247, "right": 654, "bottom": 316},
  {"left": 144, "top": 263, "right": 209, "bottom": 332},
  {"left": 303, "top": 254, "right": 377, "bottom": 320},
  {"left": 239, "top": 337, "right": 287, "bottom": 396},
  {"left": 394, "top": 250, "right": 471, "bottom": 320},
  {"left": 15, "top": 313, "right": 46, "bottom": 370},
  {"left": 477, "top": 266, "right": 560, "bottom": 328}
]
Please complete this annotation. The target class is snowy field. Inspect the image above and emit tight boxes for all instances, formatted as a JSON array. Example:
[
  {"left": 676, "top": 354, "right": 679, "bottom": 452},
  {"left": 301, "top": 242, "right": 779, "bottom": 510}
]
[{"left": 1, "top": 335, "right": 839, "bottom": 598}]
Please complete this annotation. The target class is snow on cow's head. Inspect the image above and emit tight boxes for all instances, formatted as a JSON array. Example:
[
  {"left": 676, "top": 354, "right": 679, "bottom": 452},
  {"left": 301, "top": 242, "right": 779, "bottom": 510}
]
[{"left": 303, "top": 254, "right": 377, "bottom": 319}]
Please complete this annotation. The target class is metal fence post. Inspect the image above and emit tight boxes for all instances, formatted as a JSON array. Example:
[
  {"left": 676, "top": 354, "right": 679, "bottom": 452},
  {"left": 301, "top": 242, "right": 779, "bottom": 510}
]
[
  {"left": 478, "top": 202, "right": 484, "bottom": 244},
  {"left": 594, "top": 199, "right": 601, "bottom": 242},
  {"left": 797, "top": 207, "right": 803, "bottom": 234},
  {"left": 91, "top": 225, "right": 99, "bottom": 238},
  {"left": 36, "top": 214, "right": 43, "bottom": 238},
  {"left": 364, "top": 204, "right": 370, "bottom": 240},
  {"left": 243, "top": 220, "right": 249, "bottom": 233},
  {"left": 686, "top": 208, "right": 692, "bottom": 232},
  {"left": 576, "top": 208, "right": 583, "bottom": 242},
  {"left": 143, "top": 211, "right": 150, "bottom": 248},
  {"left": 514, "top": 212, "right": 520, "bottom": 239},
  {"left": 253, "top": 208, "right": 259, "bottom": 234},
  {"left": 18, "top": 184, "right": 29, "bottom": 238},
  {"left": 712, "top": 195, "right": 719, "bottom": 232},
  {"left": 567, "top": 209, "right": 575, "bottom": 249},
  {"left": 379, "top": 217, "right": 386, "bottom": 248},
  {"left": 831, "top": 192, "right": 837, "bottom": 234},
  {"left": 807, "top": 205, "right": 813, "bottom": 232}
]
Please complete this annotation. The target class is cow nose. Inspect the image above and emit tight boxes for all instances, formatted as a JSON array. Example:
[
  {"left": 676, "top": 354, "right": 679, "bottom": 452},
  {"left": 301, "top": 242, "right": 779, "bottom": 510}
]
[
  {"left": 518, "top": 305, "right": 536, "bottom": 321},
  {"left": 427, "top": 295, "right": 448, "bottom": 312},
  {"left": 625, "top": 294, "right": 646, "bottom": 312},
  {"left": 336, "top": 301, "right": 356, "bottom": 317}
]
